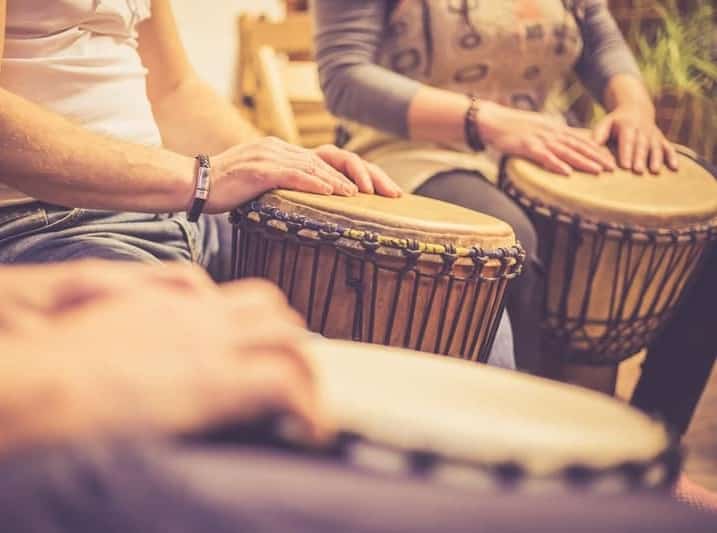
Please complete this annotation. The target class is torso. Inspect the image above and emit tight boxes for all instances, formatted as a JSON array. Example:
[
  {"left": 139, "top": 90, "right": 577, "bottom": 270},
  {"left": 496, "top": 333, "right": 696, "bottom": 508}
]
[
  {"left": 378, "top": 0, "right": 584, "bottom": 111},
  {"left": 0, "top": 0, "right": 161, "bottom": 206}
]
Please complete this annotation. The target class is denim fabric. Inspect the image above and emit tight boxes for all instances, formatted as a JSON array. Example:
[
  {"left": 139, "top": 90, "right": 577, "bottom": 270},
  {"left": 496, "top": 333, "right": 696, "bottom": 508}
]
[
  {"left": 0, "top": 203, "right": 233, "bottom": 281},
  {"left": 0, "top": 202, "right": 515, "bottom": 368}
]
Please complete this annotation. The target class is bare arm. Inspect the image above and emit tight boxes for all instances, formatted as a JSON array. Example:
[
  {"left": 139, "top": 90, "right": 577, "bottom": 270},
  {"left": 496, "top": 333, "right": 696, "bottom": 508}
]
[
  {"left": 0, "top": 0, "right": 195, "bottom": 211},
  {"left": 0, "top": 261, "right": 328, "bottom": 455},
  {"left": 0, "top": 86, "right": 197, "bottom": 211},
  {"left": 0, "top": 0, "right": 397, "bottom": 212},
  {"left": 138, "top": 0, "right": 261, "bottom": 156}
]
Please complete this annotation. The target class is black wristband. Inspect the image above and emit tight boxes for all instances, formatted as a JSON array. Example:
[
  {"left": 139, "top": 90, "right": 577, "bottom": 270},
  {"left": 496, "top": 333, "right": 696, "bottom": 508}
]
[
  {"left": 187, "top": 154, "right": 211, "bottom": 223},
  {"left": 465, "top": 95, "right": 486, "bottom": 152}
]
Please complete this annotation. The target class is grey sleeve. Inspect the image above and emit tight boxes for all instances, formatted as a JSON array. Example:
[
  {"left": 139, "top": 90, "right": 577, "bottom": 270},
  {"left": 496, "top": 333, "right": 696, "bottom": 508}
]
[
  {"left": 313, "top": 0, "right": 422, "bottom": 138},
  {"left": 573, "top": 0, "right": 643, "bottom": 103}
]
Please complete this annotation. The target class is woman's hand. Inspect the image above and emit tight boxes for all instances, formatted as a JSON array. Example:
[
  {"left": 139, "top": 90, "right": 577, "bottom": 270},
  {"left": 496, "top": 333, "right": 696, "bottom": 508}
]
[
  {"left": 476, "top": 102, "right": 616, "bottom": 176},
  {"left": 207, "top": 137, "right": 401, "bottom": 213},
  {"left": 592, "top": 107, "right": 679, "bottom": 174}
]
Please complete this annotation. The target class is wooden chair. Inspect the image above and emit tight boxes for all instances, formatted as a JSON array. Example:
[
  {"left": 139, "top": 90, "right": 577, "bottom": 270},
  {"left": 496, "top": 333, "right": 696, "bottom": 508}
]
[{"left": 236, "top": 13, "right": 336, "bottom": 148}]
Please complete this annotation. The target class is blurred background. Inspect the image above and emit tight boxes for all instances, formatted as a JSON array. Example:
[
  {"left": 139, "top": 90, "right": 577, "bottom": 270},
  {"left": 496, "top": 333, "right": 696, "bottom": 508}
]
[{"left": 172, "top": 0, "right": 716, "bottom": 163}]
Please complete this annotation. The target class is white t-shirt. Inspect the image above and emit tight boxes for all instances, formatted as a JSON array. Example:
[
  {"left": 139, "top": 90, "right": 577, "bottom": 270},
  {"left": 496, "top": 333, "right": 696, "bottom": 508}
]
[{"left": 0, "top": 0, "right": 162, "bottom": 206}]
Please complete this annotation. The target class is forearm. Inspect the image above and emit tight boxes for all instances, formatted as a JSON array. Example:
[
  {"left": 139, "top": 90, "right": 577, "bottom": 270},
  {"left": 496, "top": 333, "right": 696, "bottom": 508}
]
[
  {"left": 0, "top": 87, "right": 196, "bottom": 212},
  {"left": 574, "top": 0, "right": 643, "bottom": 104},
  {"left": 602, "top": 74, "right": 654, "bottom": 116},
  {"left": 151, "top": 76, "right": 262, "bottom": 156},
  {"left": 407, "top": 86, "right": 471, "bottom": 144}
]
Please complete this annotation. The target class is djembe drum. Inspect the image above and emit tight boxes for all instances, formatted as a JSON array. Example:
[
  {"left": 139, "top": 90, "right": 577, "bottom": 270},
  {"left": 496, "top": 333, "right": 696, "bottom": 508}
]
[
  {"left": 190, "top": 339, "right": 681, "bottom": 493},
  {"left": 501, "top": 151, "right": 717, "bottom": 391},
  {"left": 231, "top": 191, "right": 524, "bottom": 362}
]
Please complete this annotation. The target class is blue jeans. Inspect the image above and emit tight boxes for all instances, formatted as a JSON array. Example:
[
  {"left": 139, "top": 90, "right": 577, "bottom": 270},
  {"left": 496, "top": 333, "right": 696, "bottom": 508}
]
[{"left": 0, "top": 202, "right": 514, "bottom": 367}]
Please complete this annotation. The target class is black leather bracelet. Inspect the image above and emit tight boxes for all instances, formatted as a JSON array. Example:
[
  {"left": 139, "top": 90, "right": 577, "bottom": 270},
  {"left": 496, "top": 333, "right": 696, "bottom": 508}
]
[
  {"left": 187, "top": 154, "right": 211, "bottom": 223},
  {"left": 465, "top": 95, "right": 486, "bottom": 152}
]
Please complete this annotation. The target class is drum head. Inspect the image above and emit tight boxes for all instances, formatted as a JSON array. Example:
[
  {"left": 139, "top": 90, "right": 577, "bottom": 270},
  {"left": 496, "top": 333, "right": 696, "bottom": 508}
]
[
  {"left": 255, "top": 190, "right": 516, "bottom": 250},
  {"left": 311, "top": 339, "right": 671, "bottom": 477},
  {"left": 505, "top": 152, "right": 717, "bottom": 228}
]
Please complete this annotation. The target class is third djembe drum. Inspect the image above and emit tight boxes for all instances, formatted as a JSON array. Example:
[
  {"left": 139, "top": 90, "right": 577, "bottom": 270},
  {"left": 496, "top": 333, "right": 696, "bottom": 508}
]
[{"left": 501, "top": 151, "right": 717, "bottom": 391}]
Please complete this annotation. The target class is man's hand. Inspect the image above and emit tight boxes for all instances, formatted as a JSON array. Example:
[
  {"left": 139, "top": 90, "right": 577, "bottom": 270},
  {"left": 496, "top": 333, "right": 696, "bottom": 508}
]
[
  {"left": 0, "top": 262, "right": 328, "bottom": 452},
  {"left": 0, "top": 261, "right": 215, "bottom": 333},
  {"left": 206, "top": 137, "right": 402, "bottom": 213}
]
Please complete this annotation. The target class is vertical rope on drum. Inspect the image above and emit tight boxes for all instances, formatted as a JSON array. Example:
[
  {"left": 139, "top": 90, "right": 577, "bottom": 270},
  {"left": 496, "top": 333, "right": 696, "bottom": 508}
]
[
  {"left": 306, "top": 245, "right": 321, "bottom": 327},
  {"left": 319, "top": 249, "right": 341, "bottom": 335},
  {"left": 460, "top": 251, "right": 486, "bottom": 359},
  {"left": 628, "top": 234, "right": 663, "bottom": 322},
  {"left": 643, "top": 238, "right": 680, "bottom": 320},
  {"left": 415, "top": 267, "right": 441, "bottom": 352},
  {"left": 614, "top": 230, "right": 651, "bottom": 324},
  {"left": 481, "top": 284, "right": 509, "bottom": 364},
  {"left": 661, "top": 237, "right": 704, "bottom": 312},
  {"left": 260, "top": 236, "right": 272, "bottom": 277},
  {"left": 557, "top": 216, "right": 582, "bottom": 333},
  {"left": 607, "top": 231, "right": 627, "bottom": 330},
  {"left": 230, "top": 217, "right": 239, "bottom": 279},
  {"left": 403, "top": 268, "right": 422, "bottom": 349},
  {"left": 287, "top": 239, "right": 302, "bottom": 305},
  {"left": 477, "top": 253, "right": 510, "bottom": 363},
  {"left": 278, "top": 239, "right": 288, "bottom": 291},
  {"left": 444, "top": 274, "right": 474, "bottom": 356},
  {"left": 575, "top": 226, "right": 608, "bottom": 331},
  {"left": 434, "top": 245, "right": 458, "bottom": 354},
  {"left": 345, "top": 255, "right": 365, "bottom": 341},
  {"left": 383, "top": 259, "right": 411, "bottom": 346}
]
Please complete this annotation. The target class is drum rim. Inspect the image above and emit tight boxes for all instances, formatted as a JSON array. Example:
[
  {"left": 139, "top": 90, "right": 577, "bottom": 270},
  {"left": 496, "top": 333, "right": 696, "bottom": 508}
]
[
  {"left": 231, "top": 201, "right": 527, "bottom": 266},
  {"left": 500, "top": 152, "right": 717, "bottom": 241},
  {"left": 190, "top": 411, "right": 683, "bottom": 492}
]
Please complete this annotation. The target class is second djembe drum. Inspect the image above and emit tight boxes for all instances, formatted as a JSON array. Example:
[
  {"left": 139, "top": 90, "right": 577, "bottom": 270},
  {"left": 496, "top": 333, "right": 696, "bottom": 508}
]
[
  {"left": 501, "top": 151, "right": 717, "bottom": 388},
  {"left": 231, "top": 191, "right": 524, "bottom": 362}
]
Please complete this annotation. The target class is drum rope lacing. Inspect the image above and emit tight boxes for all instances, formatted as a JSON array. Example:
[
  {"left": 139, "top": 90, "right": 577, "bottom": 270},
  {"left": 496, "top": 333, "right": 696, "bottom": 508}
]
[
  {"left": 188, "top": 411, "right": 683, "bottom": 493},
  {"left": 235, "top": 202, "right": 527, "bottom": 263},
  {"left": 230, "top": 203, "right": 526, "bottom": 362},
  {"left": 499, "top": 154, "right": 717, "bottom": 365}
]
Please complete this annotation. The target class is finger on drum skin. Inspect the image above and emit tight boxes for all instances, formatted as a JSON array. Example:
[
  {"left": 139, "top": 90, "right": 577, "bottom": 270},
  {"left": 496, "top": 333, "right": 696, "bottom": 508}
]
[
  {"left": 632, "top": 135, "right": 649, "bottom": 174},
  {"left": 575, "top": 134, "right": 616, "bottom": 170},
  {"left": 232, "top": 356, "right": 323, "bottom": 431},
  {"left": 367, "top": 163, "right": 402, "bottom": 197},
  {"left": 618, "top": 128, "right": 636, "bottom": 170},
  {"left": 649, "top": 141, "right": 664, "bottom": 175},
  {"left": 281, "top": 169, "right": 333, "bottom": 195},
  {"left": 664, "top": 141, "right": 680, "bottom": 171},
  {"left": 550, "top": 143, "right": 602, "bottom": 174},
  {"left": 560, "top": 136, "right": 615, "bottom": 171},
  {"left": 534, "top": 147, "right": 572, "bottom": 176},
  {"left": 344, "top": 153, "right": 374, "bottom": 194},
  {"left": 262, "top": 376, "right": 332, "bottom": 446},
  {"left": 312, "top": 147, "right": 362, "bottom": 195},
  {"left": 313, "top": 155, "right": 358, "bottom": 195},
  {"left": 301, "top": 156, "right": 357, "bottom": 196},
  {"left": 234, "top": 330, "right": 316, "bottom": 373}
]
